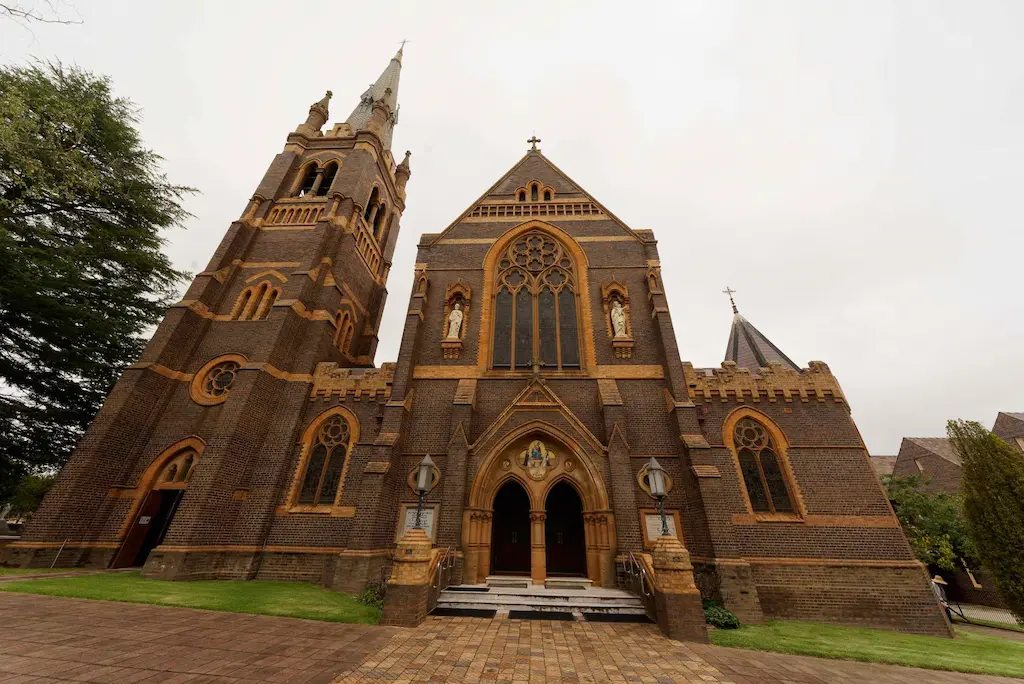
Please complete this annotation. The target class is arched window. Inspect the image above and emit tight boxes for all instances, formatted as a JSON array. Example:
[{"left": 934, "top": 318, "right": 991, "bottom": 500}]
[
  {"left": 492, "top": 231, "right": 580, "bottom": 370},
  {"left": 530, "top": 184, "right": 539, "bottom": 202},
  {"left": 296, "top": 164, "right": 318, "bottom": 197},
  {"left": 316, "top": 162, "right": 338, "bottom": 196},
  {"left": 518, "top": 190, "right": 526, "bottom": 202},
  {"left": 372, "top": 204, "right": 387, "bottom": 239},
  {"left": 364, "top": 187, "right": 380, "bottom": 222},
  {"left": 543, "top": 190, "right": 551, "bottom": 201},
  {"left": 333, "top": 311, "right": 356, "bottom": 354},
  {"left": 297, "top": 414, "right": 352, "bottom": 506},
  {"left": 231, "top": 281, "right": 279, "bottom": 321},
  {"left": 731, "top": 417, "right": 797, "bottom": 514}
]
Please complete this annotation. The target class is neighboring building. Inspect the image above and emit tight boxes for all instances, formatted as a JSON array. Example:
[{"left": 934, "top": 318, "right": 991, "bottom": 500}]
[
  {"left": 869, "top": 455, "right": 896, "bottom": 478},
  {"left": 5, "top": 50, "right": 949, "bottom": 635},
  {"left": 891, "top": 413, "right": 1024, "bottom": 609},
  {"left": 892, "top": 438, "right": 963, "bottom": 493}
]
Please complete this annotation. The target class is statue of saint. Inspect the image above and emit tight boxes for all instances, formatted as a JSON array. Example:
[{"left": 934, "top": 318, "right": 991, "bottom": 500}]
[
  {"left": 446, "top": 302, "right": 464, "bottom": 339},
  {"left": 611, "top": 299, "right": 628, "bottom": 338}
]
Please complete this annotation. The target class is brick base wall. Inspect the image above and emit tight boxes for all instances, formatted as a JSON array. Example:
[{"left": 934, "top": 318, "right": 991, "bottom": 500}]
[
  {"left": 380, "top": 583, "right": 429, "bottom": 626},
  {"left": 142, "top": 549, "right": 261, "bottom": 581},
  {"left": 751, "top": 562, "right": 952, "bottom": 636},
  {"left": 322, "top": 554, "right": 391, "bottom": 594},
  {"left": 7, "top": 545, "right": 115, "bottom": 570}
]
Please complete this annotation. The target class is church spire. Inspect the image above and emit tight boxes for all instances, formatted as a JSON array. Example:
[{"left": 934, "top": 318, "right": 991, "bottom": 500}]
[
  {"left": 723, "top": 290, "right": 799, "bottom": 371},
  {"left": 345, "top": 46, "right": 403, "bottom": 149}
]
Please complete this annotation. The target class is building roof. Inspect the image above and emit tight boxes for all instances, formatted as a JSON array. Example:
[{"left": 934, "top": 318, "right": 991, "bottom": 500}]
[
  {"left": 904, "top": 437, "right": 962, "bottom": 466},
  {"left": 724, "top": 312, "right": 800, "bottom": 371},
  {"left": 870, "top": 455, "right": 897, "bottom": 477},
  {"left": 344, "top": 46, "right": 402, "bottom": 149}
]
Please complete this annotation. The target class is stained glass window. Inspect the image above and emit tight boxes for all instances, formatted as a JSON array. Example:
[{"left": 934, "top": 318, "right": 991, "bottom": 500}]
[
  {"left": 490, "top": 231, "right": 581, "bottom": 370},
  {"left": 298, "top": 415, "right": 350, "bottom": 506},
  {"left": 733, "top": 418, "right": 796, "bottom": 514}
]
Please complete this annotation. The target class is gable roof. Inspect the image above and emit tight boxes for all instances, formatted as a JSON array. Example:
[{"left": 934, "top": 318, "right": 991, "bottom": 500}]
[
  {"left": 428, "top": 149, "right": 642, "bottom": 245},
  {"left": 903, "top": 437, "right": 962, "bottom": 466}
]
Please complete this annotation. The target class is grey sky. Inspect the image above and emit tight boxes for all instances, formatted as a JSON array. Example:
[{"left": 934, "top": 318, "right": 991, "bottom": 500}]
[{"left": 3, "top": 1, "right": 1021, "bottom": 455}]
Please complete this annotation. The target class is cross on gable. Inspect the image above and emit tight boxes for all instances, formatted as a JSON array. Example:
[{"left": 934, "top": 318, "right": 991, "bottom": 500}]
[{"left": 527, "top": 135, "right": 541, "bottom": 151}]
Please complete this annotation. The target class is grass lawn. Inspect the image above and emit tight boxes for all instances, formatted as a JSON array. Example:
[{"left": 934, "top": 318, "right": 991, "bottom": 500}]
[
  {"left": 709, "top": 620, "right": 1024, "bottom": 678},
  {"left": 0, "top": 571, "right": 380, "bottom": 625},
  {"left": 0, "top": 567, "right": 88, "bottom": 576}
]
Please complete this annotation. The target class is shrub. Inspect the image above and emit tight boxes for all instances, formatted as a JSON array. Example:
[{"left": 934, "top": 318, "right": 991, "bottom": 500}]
[
  {"left": 703, "top": 600, "right": 740, "bottom": 629},
  {"left": 357, "top": 577, "right": 387, "bottom": 610}
]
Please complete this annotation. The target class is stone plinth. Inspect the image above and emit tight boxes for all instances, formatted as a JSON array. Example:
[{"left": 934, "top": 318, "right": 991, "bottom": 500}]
[
  {"left": 650, "top": 534, "right": 709, "bottom": 643},
  {"left": 380, "top": 527, "right": 433, "bottom": 626}
]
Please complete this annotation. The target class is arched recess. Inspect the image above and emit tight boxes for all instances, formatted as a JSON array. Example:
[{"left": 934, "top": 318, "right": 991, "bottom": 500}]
[
  {"left": 477, "top": 220, "right": 597, "bottom": 372},
  {"left": 722, "top": 406, "right": 806, "bottom": 519},
  {"left": 111, "top": 436, "right": 205, "bottom": 568},
  {"left": 463, "top": 422, "right": 615, "bottom": 586}
]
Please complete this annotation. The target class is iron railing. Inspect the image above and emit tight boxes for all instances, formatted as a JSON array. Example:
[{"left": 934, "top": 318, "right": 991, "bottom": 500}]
[
  {"left": 620, "top": 551, "right": 658, "bottom": 622},
  {"left": 427, "top": 546, "right": 457, "bottom": 613}
]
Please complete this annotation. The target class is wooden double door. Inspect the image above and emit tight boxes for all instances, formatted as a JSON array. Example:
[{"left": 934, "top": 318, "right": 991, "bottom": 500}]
[{"left": 489, "top": 480, "right": 586, "bottom": 578}]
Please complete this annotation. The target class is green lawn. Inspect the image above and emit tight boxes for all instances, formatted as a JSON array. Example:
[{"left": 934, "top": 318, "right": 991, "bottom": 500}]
[
  {"left": 0, "top": 571, "right": 381, "bottom": 624},
  {"left": 709, "top": 620, "right": 1024, "bottom": 678},
  {"left": 0, "top": 567, "right": 87, "bottom": 576}
]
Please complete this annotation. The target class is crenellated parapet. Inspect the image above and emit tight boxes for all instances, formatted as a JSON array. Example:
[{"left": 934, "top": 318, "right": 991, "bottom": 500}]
[
  {"left": 683, "top": 360, "right": 846, "bottom": 404},
  {"left": 311, "top": 361, "right": 394, "bottom": 400}
]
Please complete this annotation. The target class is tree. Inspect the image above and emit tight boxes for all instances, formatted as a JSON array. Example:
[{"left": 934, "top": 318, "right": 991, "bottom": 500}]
[
  {"left": 4, "top": 472, "right": 55, "bottom": 520},
  {"left": 948, "top": 419, "right": 1024, "bottom": 618},
  {"left": 883, "top": 473, "right": 976, "bottom": 572},
  {"left": 0, "top": 62, "right": 190, "bottom": 501}
]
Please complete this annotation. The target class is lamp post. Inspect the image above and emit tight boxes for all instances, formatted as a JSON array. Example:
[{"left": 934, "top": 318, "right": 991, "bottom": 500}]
[
  {"left": 414, "top": 454, "right": 435, "bottom": 530},
  {"left": 646, "top": 456, "right": 670, "bottom": 537}
]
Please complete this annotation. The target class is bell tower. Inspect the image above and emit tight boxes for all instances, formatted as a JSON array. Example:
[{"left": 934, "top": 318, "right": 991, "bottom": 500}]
[{"left": 13, "top": 49, "right": 412, "bottom": 576}]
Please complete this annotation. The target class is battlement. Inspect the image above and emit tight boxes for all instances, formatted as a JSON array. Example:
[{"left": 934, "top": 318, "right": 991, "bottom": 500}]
[
  {"left": 311, "top": 361, "right": 394, "bottom": 400},
  {"left": 683, "top": 360, "right": 846, "bottom": 404}
]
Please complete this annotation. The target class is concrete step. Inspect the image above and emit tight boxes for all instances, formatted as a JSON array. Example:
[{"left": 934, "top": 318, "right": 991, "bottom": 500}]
[
  {"left": 485, "top": 575, "right": 530, "bottom": 588},
  {"left": 439, "top": 590, "right": 642, "bottom": 607},
  {"left": 436, "top": 599, "right": 647, "bottom": 616},
  {"left": 545, "top": 577, "right": 592, "bottom": 590}
]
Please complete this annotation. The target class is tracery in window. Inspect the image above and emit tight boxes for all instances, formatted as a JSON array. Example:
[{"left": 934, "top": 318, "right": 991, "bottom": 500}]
[
  {"left": 297, "top": 414, "right": 352, "bottom": 506},
  {"left": 230, "top": 281, "right": 279, "bottom": 321},
  {"left": 316, "top": 162, "right": 338, "bottom": 196},
  {"left": 153, "top": 448, "right": 199, "bottom": 489},
  {"left": 732, "top": 417, "right": 795, "bottom": 514},
  {"left": 190, "top": 354, "right": 246, "bottom": 406},
  {"left": 333, "top": 310, "right": 356, "bottom": 354},
  {"left": 491, "top": 231, "right": 580, "bottom": 370}
]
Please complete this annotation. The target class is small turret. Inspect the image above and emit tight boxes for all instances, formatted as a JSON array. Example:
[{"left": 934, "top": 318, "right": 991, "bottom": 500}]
[
  {"left": 295, "top": 90, "right": 332, "bottom": 137},
  {"left": 395, "top": 150, "right": 411, "bottom": 200}
]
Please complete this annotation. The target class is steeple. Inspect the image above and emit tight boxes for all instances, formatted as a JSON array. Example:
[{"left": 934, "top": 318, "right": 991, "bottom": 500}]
[
  {"left": 345, "top": 46, "right": 403, "bottom": 149},
  {"left": 723, "top": 291, "right": 800, "bottom": 371}
]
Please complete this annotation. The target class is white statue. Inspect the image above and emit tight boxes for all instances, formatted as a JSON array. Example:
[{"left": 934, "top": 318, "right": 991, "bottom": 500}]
[
  {"left": 446, "top": 302, "right": 464, "bottom": 339},
  {"left": 611, "top": 300, "right": 628, "bottom": 338}
]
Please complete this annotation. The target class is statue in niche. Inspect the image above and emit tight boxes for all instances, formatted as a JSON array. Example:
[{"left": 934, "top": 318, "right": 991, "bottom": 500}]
[
  {"left": 446, "top": 302, "right": 464, "bottom": 340},
  {"left": 610, "top": 299, "right": 628, "bottom": 338}
]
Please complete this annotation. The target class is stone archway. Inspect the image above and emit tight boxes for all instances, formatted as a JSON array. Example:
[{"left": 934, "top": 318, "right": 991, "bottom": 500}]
[{"left": 462, "top": 424, "right": 616, "bottom": 586}]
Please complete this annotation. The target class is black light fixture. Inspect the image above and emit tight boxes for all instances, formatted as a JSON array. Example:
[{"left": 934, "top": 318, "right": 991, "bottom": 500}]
[
  {"left": 646, "top": 456, "right": 670, "bottom": 537},
  {"left": 414, "top": 454, "right": 435, "bottom": 529}
]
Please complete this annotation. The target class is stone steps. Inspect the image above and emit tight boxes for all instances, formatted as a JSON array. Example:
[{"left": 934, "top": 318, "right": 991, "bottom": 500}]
[{"left": 436, "top": 583, "right": 647, "bottom": 616}]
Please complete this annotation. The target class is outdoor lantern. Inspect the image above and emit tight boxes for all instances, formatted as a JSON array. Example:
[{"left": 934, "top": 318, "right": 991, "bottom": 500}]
[
  {"left": 646, "top": 456, "right": 670, "bottom": 537},
  {"left": 413, "top": 454, "right": 435, "bottom": 529}
]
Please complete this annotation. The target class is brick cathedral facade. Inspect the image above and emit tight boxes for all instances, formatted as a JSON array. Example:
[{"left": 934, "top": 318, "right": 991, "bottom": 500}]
[{"left": 8, "top": 50, "right": 950, "bottom": 636}]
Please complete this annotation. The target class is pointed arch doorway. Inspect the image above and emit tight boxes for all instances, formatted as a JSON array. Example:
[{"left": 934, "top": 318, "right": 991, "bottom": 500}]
[
  {"left": 463, "top": 428, "right": 617, "bottom": 586},
  {"left": 490, "top": 481, "right": 531, "bottom": 575},
  {"left": 545, "top": 481, "right": 586, "bottom": 576},
  {"left": 111, "top": 439, "right": 202, "bottom": 569}
]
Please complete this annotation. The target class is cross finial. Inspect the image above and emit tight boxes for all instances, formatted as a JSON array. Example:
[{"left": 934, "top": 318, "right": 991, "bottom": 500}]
[
  {"left": 399, "top": 39, "right": 409, "bottom": 48},
  {"left": 527, "top": 135, "right": 541, "bottom": 151},
  {"left": 722, "top": 287, "right": 738, "bottom": 314},
  {"left": 530, "top": 358, "right": 546, "bottom": 379}
]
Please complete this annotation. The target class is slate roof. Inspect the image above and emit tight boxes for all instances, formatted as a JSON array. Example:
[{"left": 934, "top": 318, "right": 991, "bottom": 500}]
[
  {"left": 870, "top": 455, "right": 897, "bottom": 477},
  {"left": 724, "top": 312, "right": 800, "bottom": 372},
  {"left": 904, "top": 437, "right": 962, "bottom": 466},
  {"left": 344, "top": 46, "right": 402, "bottom": 149}
]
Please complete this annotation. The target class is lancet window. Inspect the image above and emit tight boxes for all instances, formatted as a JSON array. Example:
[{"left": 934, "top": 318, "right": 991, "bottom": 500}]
[
  {"left": 231, "top": 281, "right": 279, "bottom": 321},
  {"left": 491, "top": 231, "right": 580, "bottom": 370}
]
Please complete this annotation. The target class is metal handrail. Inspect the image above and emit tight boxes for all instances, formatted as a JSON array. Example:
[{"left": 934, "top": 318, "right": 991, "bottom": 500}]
[
  {"left": 621, "top": 551, "right": 657, "bottom": 621},
  {"left": 427, "top": 546, "right": 457, "bottom": 613}
]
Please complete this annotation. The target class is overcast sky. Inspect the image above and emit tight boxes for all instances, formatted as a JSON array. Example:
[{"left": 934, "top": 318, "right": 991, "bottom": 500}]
[{"left": 3, "top": 1, "right": 1022, "bottom": 455}]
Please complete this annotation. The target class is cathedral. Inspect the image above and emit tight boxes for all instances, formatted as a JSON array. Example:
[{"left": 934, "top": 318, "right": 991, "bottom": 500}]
[{"left": 9, "top": 49, "right": 950, "bottom": 636}]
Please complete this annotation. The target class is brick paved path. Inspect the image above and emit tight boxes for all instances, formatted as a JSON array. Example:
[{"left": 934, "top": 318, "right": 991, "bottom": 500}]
[
  {"left": 1, "top": 593, "right": 1020, "bottom": 683},
  {"left": 0, "top": 593, "right": 396, "bottom": 683}
]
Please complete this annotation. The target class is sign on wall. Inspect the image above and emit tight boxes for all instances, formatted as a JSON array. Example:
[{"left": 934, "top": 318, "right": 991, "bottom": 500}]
[{"left": 398, "top": 505, "right": 436, "bottom": 541}]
